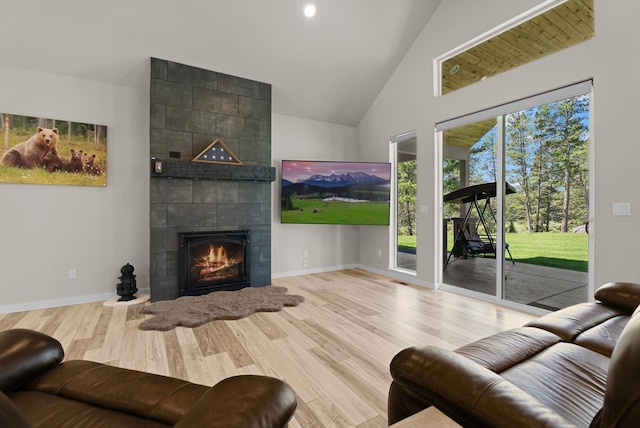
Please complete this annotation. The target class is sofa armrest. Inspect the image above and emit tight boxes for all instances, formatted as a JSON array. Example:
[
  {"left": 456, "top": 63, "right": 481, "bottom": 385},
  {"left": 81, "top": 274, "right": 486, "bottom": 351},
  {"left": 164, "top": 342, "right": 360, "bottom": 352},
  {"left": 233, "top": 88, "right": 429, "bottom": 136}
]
[
  {"left": 0, "top": 329, "right": 64, "bottom": 392},
  {"left": 390, "top": 346, "right": 575, "bottom": 428},
  {"left": 595, "top": 282, "right": 640, "bottom": 313},
  {"left": 174, "top": 375, "right": 297, "bottom": 428}
]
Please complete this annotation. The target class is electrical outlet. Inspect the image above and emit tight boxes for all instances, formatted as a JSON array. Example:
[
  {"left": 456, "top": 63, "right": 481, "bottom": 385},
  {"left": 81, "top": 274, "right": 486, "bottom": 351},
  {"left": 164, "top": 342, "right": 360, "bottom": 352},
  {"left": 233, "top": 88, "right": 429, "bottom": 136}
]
[
  {"left": 303, "top": 259, "right": 309, "bottom": 267},
  {"left": 68, "top": 269, "right": 77, "bottom": 280},
  {"left": 378, "top": 249, "right": 382, "bottom": 257},
  {"left": 303, "top": 249, "right": 309, "bottom": 258}
]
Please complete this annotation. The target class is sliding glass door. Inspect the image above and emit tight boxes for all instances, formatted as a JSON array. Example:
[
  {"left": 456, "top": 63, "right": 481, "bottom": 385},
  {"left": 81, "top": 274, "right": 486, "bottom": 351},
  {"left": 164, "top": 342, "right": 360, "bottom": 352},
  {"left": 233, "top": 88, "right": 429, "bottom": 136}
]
[
  {"left": 439, "top": 83, "right": 591, "bottom": 310},
  {"left": 392, "top": 132, "right": 417, "bottom": 273}
]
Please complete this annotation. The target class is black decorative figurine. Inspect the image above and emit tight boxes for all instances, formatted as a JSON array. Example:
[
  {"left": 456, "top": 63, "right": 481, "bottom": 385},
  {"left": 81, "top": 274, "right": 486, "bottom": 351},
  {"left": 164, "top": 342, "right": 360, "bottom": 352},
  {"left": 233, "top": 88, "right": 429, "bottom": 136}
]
[{"left": 116, "top": 263, "right": 138, "bottom": 301}]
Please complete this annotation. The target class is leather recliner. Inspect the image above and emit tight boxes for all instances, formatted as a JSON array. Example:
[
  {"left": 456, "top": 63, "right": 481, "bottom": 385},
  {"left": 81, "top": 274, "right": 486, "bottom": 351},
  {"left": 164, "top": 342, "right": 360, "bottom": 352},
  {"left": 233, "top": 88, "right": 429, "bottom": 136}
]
[
  {"left": 388, "top": 281, "right": 640, "bottom": 427},
  {"left": 0, "top": 328, "right": 297, "bottom": 428}
]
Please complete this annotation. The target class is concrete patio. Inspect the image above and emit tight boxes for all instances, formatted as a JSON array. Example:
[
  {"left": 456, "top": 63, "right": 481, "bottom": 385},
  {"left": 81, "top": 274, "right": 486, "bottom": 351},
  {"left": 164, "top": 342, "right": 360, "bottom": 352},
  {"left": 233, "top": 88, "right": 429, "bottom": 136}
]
[{"left": 398, "top": 251, "right": 588, "bottom": 311}]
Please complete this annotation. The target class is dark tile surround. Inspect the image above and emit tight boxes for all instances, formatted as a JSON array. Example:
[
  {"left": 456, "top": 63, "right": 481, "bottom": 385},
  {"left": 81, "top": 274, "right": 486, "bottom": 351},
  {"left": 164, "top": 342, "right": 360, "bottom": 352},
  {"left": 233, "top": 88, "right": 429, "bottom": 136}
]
[{"left": 149, "top": 58, "right": 273, "bottom": 301}]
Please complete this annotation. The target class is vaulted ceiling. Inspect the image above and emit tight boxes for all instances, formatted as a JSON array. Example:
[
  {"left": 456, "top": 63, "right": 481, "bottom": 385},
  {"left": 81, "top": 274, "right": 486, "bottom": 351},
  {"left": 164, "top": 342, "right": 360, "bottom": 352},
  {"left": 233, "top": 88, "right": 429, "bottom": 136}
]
[{"left": 0, "top": 0, "right": 441, "bottom": 126}]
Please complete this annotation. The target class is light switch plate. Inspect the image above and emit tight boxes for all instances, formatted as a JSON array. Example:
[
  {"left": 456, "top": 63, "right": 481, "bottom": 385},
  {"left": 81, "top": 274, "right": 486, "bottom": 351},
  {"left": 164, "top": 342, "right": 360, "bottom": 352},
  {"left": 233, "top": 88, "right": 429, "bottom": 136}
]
[{"left": 613, "top": 202, "right": 631, "bottom": 216}]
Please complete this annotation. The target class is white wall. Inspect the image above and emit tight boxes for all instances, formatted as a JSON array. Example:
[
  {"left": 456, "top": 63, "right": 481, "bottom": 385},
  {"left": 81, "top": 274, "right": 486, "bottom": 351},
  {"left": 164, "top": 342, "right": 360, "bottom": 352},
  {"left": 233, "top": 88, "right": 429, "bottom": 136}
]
[
  {"left": 3, "top": 0, "right": 638, "bottom": 312},
  {"left": 358, "top": 0, "right": 640, "bottom": 287},
  {"left": 271, "top": 113, "right": 361, "bottom": 276},
  {"left": 0, "top": 65, "right": 150, "bottom": 312}
]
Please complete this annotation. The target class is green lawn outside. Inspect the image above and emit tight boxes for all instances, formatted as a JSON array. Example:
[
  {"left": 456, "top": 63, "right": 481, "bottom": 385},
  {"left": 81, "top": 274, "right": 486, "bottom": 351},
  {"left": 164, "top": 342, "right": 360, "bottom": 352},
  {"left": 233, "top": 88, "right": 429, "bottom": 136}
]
[
  {"left": 398, "top": 235, "right": 417, "bottom": 248},
  {"left": 398, "top": 232, "right": 588, "bottom": 272}
]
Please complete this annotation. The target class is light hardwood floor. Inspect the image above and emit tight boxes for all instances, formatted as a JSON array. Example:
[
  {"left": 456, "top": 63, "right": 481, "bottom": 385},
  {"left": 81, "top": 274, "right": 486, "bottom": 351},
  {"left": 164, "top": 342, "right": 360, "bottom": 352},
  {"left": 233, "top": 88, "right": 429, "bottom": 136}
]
[{"left": 0, "top": 268, "right": 536, "bottom": 427}]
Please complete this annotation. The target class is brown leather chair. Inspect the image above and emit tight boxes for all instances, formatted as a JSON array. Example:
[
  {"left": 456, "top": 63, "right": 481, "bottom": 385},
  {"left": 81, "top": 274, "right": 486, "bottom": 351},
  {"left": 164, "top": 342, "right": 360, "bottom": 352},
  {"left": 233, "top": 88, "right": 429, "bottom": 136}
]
[{"left": 0, "top": 329, "right": 297, "bottom": 427}]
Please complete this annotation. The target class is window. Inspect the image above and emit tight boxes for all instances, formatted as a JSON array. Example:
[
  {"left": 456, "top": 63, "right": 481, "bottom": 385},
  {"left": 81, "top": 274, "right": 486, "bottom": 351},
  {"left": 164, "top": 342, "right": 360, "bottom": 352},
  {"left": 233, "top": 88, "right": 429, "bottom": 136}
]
[{"left": 435, "top": 0, "right": 594, "bottom": 95}]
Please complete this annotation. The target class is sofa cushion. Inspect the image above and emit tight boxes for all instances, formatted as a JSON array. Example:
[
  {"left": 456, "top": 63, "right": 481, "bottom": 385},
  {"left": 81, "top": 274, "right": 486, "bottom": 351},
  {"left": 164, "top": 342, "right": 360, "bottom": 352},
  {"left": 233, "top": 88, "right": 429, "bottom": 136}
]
[
  {"left": 525, "top": 302, "right": 624, "bottom": 342},
  {"left": 23, "top": 360, "right": 209, "bottom": 425},
  {"left": 501, "top": 342, "right": 608, "bottom": 426},
  {"left": 9, "top": 390, "right": 168, "bottom": 428},
  {"left": 455, "top": 327, "right": 561, "bottom": 372},
  {"left": 574, "top": 315, "right": 629, "bottom": 357}
]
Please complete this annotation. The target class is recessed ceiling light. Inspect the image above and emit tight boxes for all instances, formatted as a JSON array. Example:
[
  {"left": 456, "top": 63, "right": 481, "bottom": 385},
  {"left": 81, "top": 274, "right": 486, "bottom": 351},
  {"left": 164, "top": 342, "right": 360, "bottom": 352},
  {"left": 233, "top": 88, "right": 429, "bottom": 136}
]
[
  {"left": 304, "top": 4, "right": 316, "bottom": 18},
  {"left": 449, "top": 64, "right": 460, "bottom": 75}
]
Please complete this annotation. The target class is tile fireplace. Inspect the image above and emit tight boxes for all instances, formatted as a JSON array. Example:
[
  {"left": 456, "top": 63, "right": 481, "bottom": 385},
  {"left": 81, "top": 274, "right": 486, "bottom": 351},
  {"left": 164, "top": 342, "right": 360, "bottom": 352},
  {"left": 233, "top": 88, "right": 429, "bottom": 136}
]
[{"left": 149, "top": 58, "right": 274, "bottom": 302}]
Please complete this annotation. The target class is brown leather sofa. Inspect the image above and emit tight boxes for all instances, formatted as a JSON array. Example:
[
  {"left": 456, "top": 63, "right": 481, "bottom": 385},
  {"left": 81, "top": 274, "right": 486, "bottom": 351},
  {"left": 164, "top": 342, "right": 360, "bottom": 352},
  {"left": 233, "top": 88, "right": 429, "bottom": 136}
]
[
  {"left": 0, "top": 329, "right": 297, "bottom": 428},
  {"left": 388, "top": 281, "right": 640, "bottom": 427}
]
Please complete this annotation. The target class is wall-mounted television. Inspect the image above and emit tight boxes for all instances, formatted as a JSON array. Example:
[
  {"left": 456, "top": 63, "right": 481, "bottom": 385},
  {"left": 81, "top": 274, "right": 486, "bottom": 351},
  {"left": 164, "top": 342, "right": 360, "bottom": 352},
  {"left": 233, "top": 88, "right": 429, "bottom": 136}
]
[{"left": 281, "top": 160, "right": 391, "bottom": 225}]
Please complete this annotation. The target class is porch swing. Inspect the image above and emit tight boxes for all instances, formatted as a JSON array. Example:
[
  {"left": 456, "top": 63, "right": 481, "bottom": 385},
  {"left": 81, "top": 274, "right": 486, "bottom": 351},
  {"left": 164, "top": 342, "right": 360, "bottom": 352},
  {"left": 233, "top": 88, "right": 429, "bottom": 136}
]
[{"left": 443, "top": 181, "right": 516, "bottom": 269}]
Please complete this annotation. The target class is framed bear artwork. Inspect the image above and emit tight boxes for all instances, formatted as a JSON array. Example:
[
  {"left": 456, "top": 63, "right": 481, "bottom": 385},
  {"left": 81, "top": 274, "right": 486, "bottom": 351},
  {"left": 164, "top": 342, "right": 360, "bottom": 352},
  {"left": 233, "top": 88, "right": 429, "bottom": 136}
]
[{"left": 0, "top": 113, "right": 107, "bottom": 187}]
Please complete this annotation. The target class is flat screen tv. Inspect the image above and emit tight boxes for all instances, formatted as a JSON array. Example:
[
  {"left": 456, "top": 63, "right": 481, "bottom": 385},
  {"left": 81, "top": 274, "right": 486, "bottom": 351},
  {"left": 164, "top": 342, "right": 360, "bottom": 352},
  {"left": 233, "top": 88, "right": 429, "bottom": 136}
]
[{"left": 281, "top": 160, "right": 391, "bottom": 225}]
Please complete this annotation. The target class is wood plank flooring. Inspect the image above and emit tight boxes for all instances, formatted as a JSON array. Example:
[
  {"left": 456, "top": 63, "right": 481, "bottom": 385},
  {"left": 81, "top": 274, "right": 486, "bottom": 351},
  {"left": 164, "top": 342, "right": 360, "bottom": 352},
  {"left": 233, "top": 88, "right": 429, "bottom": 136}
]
[{"left": 0, "top": 268, "right": 536, "bottom": 427}]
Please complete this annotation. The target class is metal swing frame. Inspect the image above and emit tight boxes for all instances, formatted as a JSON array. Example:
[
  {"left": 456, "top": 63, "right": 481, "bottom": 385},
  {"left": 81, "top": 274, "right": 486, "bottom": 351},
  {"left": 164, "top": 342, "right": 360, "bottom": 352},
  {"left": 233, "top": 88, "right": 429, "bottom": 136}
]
[{"left": 443, "top": 182, "right": 516, "bottom": 270}]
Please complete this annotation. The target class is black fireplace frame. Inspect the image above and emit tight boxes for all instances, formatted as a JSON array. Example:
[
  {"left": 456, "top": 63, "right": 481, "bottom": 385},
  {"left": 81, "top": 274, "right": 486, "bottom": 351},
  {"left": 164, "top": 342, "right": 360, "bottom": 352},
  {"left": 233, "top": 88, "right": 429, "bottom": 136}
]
[{"left": 178, "top": 230, "right": 250, "bottom": 296}]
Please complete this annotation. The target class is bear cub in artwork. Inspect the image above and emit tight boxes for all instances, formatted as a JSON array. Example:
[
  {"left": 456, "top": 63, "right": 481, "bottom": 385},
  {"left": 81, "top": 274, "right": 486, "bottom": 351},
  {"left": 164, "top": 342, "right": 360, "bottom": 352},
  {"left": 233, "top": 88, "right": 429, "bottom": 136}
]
[
  {"left": 67, "top": 149, "right": 84, "bottom": 172},
  {"left": 83, "top": 153, "right": 102, "bottom": 175}
]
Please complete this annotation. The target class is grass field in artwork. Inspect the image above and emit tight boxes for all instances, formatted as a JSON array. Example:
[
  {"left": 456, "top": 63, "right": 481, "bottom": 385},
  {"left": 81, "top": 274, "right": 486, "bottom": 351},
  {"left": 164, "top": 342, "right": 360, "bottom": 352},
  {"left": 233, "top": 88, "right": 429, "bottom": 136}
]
[
  {"left": 0, "top": 163, "right": 106, "bottom": 186},
  {"left": 282, "top": 198, "right": 390, "bottom": 225}
]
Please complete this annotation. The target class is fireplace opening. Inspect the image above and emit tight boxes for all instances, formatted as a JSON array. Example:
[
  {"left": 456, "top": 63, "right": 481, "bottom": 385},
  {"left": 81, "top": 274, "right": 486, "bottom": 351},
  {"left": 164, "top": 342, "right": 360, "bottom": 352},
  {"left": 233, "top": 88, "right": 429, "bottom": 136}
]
[{"left": 179, "top": 230, "right": 250, "bottom": 296}]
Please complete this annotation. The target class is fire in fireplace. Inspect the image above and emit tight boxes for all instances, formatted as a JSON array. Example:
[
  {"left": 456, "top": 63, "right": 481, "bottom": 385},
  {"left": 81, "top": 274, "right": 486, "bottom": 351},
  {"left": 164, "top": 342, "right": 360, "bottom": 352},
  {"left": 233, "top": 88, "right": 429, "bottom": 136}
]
[{"left": 179, "top": 230, "right": 250, "bottom": 296}]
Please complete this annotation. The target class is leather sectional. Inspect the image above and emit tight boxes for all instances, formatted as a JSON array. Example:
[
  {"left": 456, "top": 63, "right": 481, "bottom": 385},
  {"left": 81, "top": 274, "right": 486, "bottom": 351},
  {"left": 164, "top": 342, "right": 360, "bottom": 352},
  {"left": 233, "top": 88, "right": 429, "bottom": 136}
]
[
  {"left": 0, "top": 329, "right": 297, "bottom": 427},
  {"left": 389, "top": 281, "right": 640, "bottom": 427}
]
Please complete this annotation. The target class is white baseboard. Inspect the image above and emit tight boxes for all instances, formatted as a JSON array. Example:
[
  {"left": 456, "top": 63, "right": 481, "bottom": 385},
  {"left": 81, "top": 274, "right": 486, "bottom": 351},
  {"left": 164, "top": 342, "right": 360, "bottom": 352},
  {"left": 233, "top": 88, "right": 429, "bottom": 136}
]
[
  {"left": 271, "top": 264, "right": 437, "bottom": 290},
  {"left": 0, "top": 288, "right": 151, "bottom": 314},
  {"left": 271, "top": 264, "right": 358, "bottom": 279},
  {"left": 356, "top": 265, "right": 437, "bottom": 289}
]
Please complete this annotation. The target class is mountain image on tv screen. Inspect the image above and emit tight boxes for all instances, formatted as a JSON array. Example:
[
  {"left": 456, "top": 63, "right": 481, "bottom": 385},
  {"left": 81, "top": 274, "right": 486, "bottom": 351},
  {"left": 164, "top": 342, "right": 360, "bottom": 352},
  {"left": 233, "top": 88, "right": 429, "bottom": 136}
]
[{"left": 281, "top": 160, "right": 391, "bottom": 225}]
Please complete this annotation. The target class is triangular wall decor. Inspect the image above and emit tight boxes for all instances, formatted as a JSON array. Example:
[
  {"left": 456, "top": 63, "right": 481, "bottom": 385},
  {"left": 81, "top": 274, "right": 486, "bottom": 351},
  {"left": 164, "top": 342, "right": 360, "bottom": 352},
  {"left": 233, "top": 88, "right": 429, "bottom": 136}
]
[{"left": 192, "top": 138, "right": 243, "bottom": 165}]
